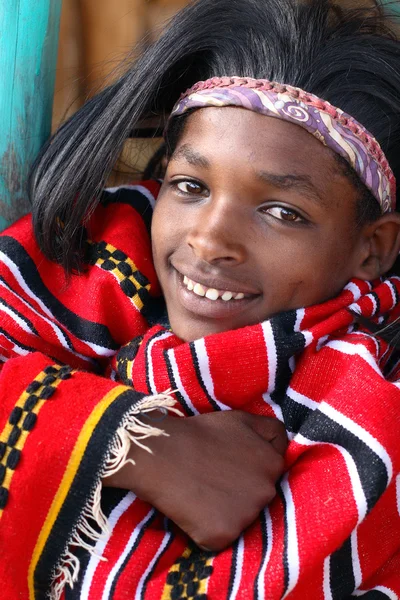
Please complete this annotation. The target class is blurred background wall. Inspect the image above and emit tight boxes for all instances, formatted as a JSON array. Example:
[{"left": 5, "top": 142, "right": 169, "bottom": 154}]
[
  {"left": 53, "top": 0, "right": 188, "bottom": 128},
  {"left": 53, "top": 0, "right": 189, "bottom": 183},
  {"left": 54, "top": 0, "right": 399, "bottom": 132}
]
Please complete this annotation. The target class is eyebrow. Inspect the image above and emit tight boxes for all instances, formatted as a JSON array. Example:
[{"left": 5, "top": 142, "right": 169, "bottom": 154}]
[
  {"left": 171, "top": 145, "right": 325, "bottom": 206},
  {"left": 256, "top": 172, "right": 325, "bottom": 206},
  {"left": 170, "top": 145, "right": 211, "bottom": 169}
]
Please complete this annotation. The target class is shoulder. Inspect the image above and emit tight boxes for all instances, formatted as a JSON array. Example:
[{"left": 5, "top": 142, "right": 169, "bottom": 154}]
[
  {"left": 84, "top": 181, "right": 161, "bottom": 278},
  {"left": 94, "top": 180, "right": 161, "bottom": 234},
  {"left": 100, "top": 180, "right": 161, "bottom": 217},
  {"left": 0, "top": 180, "right": 162, "bottom": 262},
  {"left": 0, "top": 180, "right": 162, "bottom": 292}
]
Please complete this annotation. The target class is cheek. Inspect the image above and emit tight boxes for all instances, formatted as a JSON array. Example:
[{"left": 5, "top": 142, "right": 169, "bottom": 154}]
[
  {"left": 151, "top": 204, "right": 168, "bottom": 272},
  {"left": 151, "top": 199, "right": 183, "bottom": 269},
  {"left": 257, "top": 230, "right": 356, "bottom": 307}
]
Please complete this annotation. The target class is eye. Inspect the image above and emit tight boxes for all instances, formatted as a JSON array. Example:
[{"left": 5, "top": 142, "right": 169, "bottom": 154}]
[
  {"left": 261, "top": 205, "right": 305, "bottom": 223},
  {"left": 175, "top": 180, "right": 205, "bottom": 195}
]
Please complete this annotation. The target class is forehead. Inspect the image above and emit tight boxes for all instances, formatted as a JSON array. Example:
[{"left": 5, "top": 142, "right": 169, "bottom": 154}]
[{"left": 172, "top": 106, "right": 344, "bottom": 197}]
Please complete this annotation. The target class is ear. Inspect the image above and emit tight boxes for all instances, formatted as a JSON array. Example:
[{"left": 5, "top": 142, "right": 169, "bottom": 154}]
[{"left": 352, "top": 213, "right": 400, "bottom": 280}]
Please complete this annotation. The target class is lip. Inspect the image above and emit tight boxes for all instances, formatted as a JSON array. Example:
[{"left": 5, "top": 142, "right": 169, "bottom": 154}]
[
  {"left": 172, "top": 267, "right": 261, "bottom": 320},
  {"left": 173, "top": 264, "right": 261, "bottom": 296}
]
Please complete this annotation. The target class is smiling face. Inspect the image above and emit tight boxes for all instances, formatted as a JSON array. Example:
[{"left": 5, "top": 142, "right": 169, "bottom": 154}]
[{"left": 151, "top": 106, "right": 370, "bottom": 342}]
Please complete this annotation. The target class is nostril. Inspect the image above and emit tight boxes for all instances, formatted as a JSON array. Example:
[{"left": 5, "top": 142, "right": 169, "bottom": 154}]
[
  {"left": 211, "top": 256, "right": 238, "bottom": 265},
  {"left": 187, "top": 234, "right": 246, "bottom": 265}
]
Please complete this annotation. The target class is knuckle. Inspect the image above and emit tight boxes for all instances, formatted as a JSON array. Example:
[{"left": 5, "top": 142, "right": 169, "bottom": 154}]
[
  {"left": 193, "top": 523, "right": 238, "bottom": 552},
  {"left": 272, "top": 453, "right": 285, "bottom": 475},
  {"left": 258, "top": 484, "right": 277, "bottom": 507},
  {"left": 272, "top": 419, "right": 287, "bottom": 436}
]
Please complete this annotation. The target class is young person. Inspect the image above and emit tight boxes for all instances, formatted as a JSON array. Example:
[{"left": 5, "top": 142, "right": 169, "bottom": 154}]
[{"left": 1, "top": 0, "right": 400, "bottom": 598}]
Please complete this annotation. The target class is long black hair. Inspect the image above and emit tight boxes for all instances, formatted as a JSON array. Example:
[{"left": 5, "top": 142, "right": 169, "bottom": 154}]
[{"left": 30, "top": 0, "right": 400, "bottom": 272}]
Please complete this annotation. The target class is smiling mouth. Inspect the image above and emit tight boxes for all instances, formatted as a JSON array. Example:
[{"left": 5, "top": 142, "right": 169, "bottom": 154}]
[
  {"left": 171, "top": 268, "right": 261, "bottom": 322},
  {"left": 183, "top": 275, "right": 249, "bottom": 301}
]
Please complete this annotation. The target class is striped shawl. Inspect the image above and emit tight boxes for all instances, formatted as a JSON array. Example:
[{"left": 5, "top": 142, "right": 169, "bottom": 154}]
[{"left": 1, "top": 182, "right": 400, "bottom": 600}]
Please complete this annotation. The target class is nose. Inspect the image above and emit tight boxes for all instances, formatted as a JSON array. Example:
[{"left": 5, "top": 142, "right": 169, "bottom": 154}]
[{"left": 186, "top": 199, "right": 247, "bottom": 265}]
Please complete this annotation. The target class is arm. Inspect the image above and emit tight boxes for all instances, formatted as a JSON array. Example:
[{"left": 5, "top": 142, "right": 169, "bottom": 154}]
[
  {"left": 0, "top": 195, "right": 288, "bottom": 598},
  {"left": 104, "top": 409, "right": 288, "bottom": 551},
  {"left": 0, "top": 351, "right": 175, "bottom": 599},
  {"left": 0, "top": 186, "right": 167, "bottom": 597}
]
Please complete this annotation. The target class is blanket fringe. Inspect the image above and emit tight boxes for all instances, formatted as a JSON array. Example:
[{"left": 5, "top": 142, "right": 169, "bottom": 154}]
[{"left": 49, "top": 391, "right": 181, "bottom": 600}]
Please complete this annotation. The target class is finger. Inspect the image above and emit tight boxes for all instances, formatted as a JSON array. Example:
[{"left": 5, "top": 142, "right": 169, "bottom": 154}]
[
  {"left": 197, "top": 544, "right": 213, "bottom": 552},
  {"left": 269, "top": 424, "right": 289, "bottom": 455},
  {"left": 242, "top": 413, "right": 288, "bottom": 454}
]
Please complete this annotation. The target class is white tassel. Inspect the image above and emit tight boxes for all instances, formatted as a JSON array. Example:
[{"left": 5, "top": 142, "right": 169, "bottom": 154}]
[{"left": 49, "top": 392, "right": 181, "bottom": 600}]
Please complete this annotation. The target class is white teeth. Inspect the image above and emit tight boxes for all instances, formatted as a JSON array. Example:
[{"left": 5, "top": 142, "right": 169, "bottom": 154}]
[
  {"left": 221, "top": 291, "right": 233, "bottom": 301},
  {"left": 205, "top": 288, "right": 219, "bottom": 301},
  {"left": 193, "top": 283, "right": 206, "bottom": 297},
  {"left": 182, "top": 274, "right": 248, "bottom": 301}
]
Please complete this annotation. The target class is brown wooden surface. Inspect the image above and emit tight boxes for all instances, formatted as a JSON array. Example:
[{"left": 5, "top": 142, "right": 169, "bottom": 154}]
[
  {"left": 53, "top": 0, "right": 188, "bottom": 129},
  {"left": 53, "top": 0, "right": 188, "bottom": 181},
  {"left": 52, "top": 0, "right": 394, "bottom": 182}
]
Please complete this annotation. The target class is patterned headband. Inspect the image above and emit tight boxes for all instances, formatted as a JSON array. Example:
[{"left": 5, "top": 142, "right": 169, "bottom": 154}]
[{"left": 169, "top": 76, "right": 396, "bottom": 213}]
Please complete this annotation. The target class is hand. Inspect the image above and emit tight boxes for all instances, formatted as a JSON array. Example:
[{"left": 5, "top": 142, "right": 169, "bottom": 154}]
[{"left": 105, "top": 410, "right": 287, "bottom": 551}]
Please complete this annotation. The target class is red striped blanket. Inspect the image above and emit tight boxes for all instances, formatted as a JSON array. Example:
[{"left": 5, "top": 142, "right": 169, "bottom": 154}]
[{"left": 1, "top": 182, "right": 400, "bottom": 600}]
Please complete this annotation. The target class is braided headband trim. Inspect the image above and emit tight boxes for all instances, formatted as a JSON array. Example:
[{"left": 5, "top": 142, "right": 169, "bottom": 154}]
[{"left": 169, "top": 76, "right": 396, "bottom": 213}]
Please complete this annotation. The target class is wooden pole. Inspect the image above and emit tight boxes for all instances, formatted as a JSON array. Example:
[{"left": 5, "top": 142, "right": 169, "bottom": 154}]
[
  {"left": 0, "top": 0, "right": 62, "bottom": 230},
  {"left": 382, "top": 0, "right": 400, "bottom": 16}
]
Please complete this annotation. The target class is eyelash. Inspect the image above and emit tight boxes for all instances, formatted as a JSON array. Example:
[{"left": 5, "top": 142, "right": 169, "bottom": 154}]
[
  {"left": 170, "top": 179, "right": 307, "bottom": 224},
  {"left": 259, "top": 205, "right": 306, "bottom": 224},
  {"left": 173, "top": 179, "right": 207, "bottom": 196}
]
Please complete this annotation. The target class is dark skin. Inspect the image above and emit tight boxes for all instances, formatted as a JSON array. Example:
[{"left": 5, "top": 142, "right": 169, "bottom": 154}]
[
  {"left": 153, "top": 107, "right": 398, "bottom": 341},
  {"left": 105, "top": 108, "right": 400, "bottom": 551}
]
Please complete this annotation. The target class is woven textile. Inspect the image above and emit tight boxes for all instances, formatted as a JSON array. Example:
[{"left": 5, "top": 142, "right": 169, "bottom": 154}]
[{"left": 1, "top": 182, "right": 400, "bottom": 599}]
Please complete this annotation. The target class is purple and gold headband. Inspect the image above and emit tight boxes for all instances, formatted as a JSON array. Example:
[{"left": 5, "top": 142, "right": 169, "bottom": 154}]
[{"left": 169, "top": 76, "right": 396, "bottom": 213}]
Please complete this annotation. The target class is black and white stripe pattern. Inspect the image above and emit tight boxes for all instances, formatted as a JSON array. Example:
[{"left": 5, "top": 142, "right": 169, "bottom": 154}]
[
  {"left": 296, "top": 410, "right": 391, "bottom": 514},
  {"left": 227, "top": 535, "right": 245, "bottom": 600},
  {"left": 352, "top": 586, "right": 399, "bottom": 599},
  {"left": 0, "top": 276, "right": 97, "bottom": 367},
  {"left": 77, "top": 491, "right": 135, "bottom": 599},
  {"left": 254, "top": 508, "right": 273, "bottom": 600},
  {"left": 135, "top": 519, "right": 174, "bottom": 600},
  {"left": 279, "top": 475, "right": 300, "bottom": 599},
  {"left": 101, "top": 507, "right": 156, "bottom": 599},
  {"left": 190, "top": 338, "right": 231, "bottom": 411},
  {"left": 165, "top": 348, "right": 197, "bottom": 415},
  {"left": 0, "top": 238, "right": 118, "bottom": 356},
  {"left": 144, "top": 328, "right": 174, "bottom": 395},
  {"left": 324, "top": 530, "right": 362, "bottom": 599}
]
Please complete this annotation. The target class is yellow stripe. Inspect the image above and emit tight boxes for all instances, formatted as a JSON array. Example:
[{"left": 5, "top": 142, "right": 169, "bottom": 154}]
[
  {"left": 126, "top": 358, "right": 135, "bottom": 382},
  {"left": 97, "top": 256, "right": 147, "bottom": 311},
  {"left": 0, "top": 370, "right": 63, "bottom": 520},
  {"left": 94, "top": 241, "right": 151, "bottom": 312},
  {"left": 28, "top": 385, "right": 126, "bottom": 599}
]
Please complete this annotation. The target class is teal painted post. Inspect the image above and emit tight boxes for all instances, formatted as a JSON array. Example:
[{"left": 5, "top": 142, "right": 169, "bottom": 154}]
[
  {"left": 0, "top": 0, "right": 62, "bottom": 230},
  {"left": 382, "top": 0, "right": 400, "bottom": 16}
]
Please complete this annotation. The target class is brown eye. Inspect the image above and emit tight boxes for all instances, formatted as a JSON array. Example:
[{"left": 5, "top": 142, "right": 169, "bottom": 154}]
[
  {"left": 176, "top": 181, "right": 204, "bottom": 194},
  {"left": 279, "top": 208, "right": 298, "bottom": 221},
  {"left": 263, "top": 206, "right": 302, "bottom": 222}
]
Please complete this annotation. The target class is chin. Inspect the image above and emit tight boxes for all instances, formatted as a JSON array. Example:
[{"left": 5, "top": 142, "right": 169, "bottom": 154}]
[{"left": 169, "top": 318, "right": 221, "bottom": 342}]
